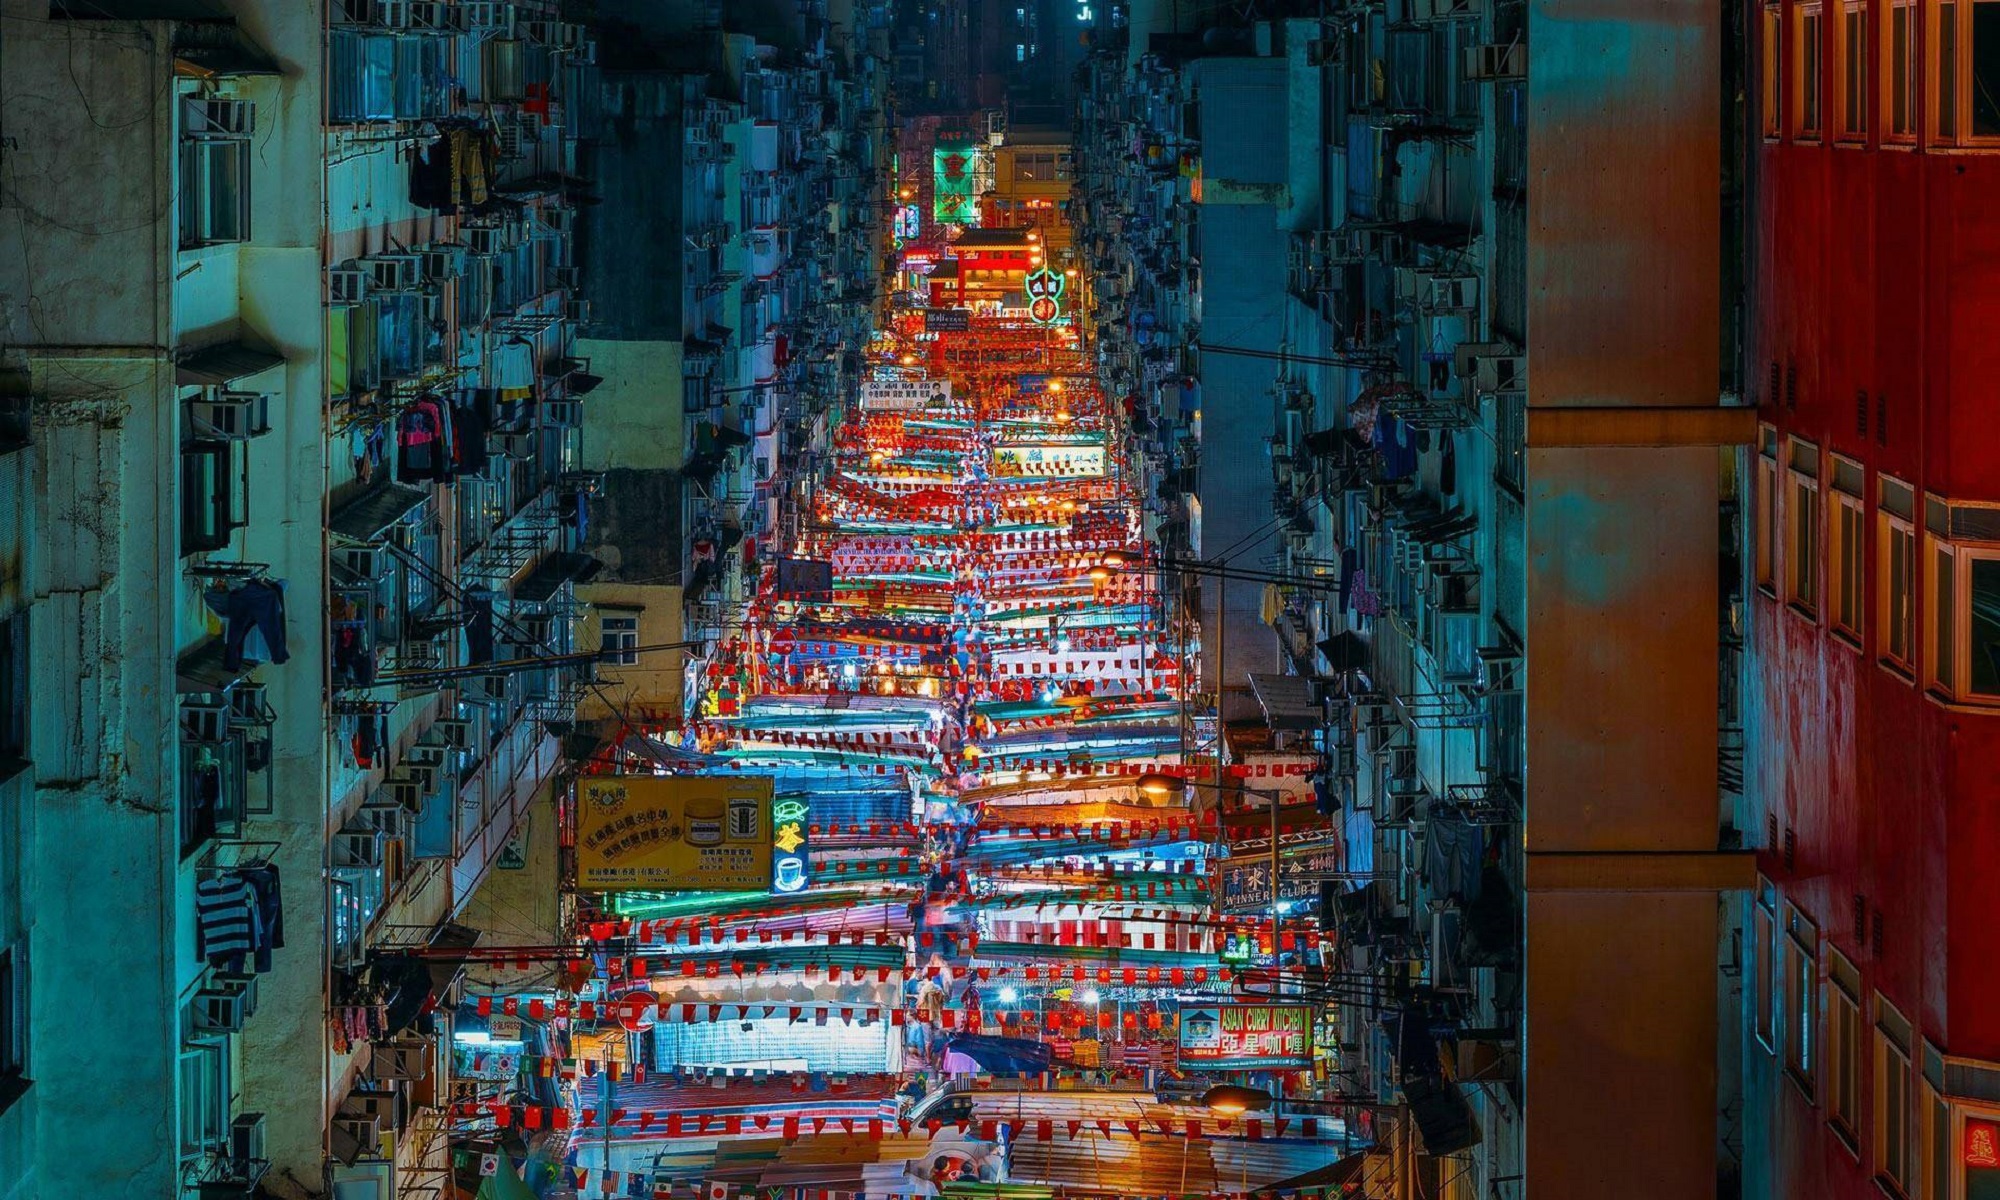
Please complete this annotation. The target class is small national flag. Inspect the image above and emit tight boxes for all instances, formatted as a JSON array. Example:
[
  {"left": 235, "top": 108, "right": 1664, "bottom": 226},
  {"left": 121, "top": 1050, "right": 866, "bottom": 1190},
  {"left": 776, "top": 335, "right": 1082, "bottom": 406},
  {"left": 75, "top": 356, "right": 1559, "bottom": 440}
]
[
  {"left": 478, "top": 1154, "right": 500, "bottom": 1177},
  {"left": 707, "top": 1181, "right": 735, "bottom": 1200}
]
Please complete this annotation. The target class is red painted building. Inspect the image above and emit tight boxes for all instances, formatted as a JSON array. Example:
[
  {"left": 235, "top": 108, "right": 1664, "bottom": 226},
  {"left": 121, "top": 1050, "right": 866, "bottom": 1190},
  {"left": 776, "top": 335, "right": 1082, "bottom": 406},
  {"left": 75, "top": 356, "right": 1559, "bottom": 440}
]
[{"left": 1746, "top": 3, "right": 2000, "bottom": 1199}]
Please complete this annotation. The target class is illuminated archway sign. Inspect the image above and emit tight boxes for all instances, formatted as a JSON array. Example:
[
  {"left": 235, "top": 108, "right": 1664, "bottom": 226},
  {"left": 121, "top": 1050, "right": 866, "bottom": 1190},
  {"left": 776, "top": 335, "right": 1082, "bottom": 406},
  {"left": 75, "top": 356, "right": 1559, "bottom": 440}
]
[
  {"left": 1025, "top": 267, "right": 1064, "bottom": 325},
  {"left": 772, "top": 798, "right": 810, "bottom": 893}
]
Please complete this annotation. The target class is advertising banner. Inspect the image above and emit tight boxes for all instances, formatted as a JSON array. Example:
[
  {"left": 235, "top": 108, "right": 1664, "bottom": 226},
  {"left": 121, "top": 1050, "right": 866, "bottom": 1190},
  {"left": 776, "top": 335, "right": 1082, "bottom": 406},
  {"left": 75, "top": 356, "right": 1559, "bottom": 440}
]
[
  {"left": 924, "top": 308, "right": 971, "bottom": 333},
  {"left": 992, "top": 444, "right": 1106, "bottom": 476},
  {"left": 575, "top": 776, "right": 774, "bottom": 892},
  {"left": 861, "top": 378, "right": 952, "bottom": 411},
  {"left": 1177, "top": 1003, "right": 1314, "bottom": 1069}
]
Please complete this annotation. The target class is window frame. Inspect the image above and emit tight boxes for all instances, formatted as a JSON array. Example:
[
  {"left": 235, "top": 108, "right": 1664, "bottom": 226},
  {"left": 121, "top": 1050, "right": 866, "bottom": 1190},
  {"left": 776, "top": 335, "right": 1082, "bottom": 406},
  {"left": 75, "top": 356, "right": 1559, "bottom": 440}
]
[
  {"left": 1757, "top": 425, "right": 1780, "bottom": 595},
  {"left": 1931, "top": 0, "right": 2000, "bottom": 146},
  {"left": 1830, "top": 460, "right": 1866, "bottom": 644},
  {"left": 1784, "top": 904, "right": 1820, "bottom": 1098},
  {"left": 1961, "top": 545, "right": 2000, "bottom": 702},
  {"left": 601, "top": 613, "right": 641, "bottom": 667},
  {"left": 1765, "top": 2, "right": 1787, "bottom": 138},
  {"left": 1886, "top": 0, "right": 1921, "bottom": 141},
  {"left": 176, "top": 1031, "right": 231, "bottom": 1163},
  {"left": 1827, "top": 948, "right": 1862, "bottom": 1145},
  {"left": 1798, "top": 0, "right": 1828, "bottom": 140},
  {"left": 1788, "top": 439, "right": 1822, "bottom": 618},
  {"left": 1876, "top": 996, "right": 1916, "bottom": 1195},
  {"left": 0, "top": 942, "right": 25, "bottom": 1110},
  {"left": 177, "top": 131, "right": 252, "bottom": 250},
  {"left": 1880, "top": 478, "right": 1918, "bottom": 674},
  {"left": 1838, "top": 0, "right": 1870, "bottom": 139},
  {"left": 180, "top": 438, "right": 246, "bottom": 558},
  {"left": 1755, "top": 880, "right": 1778, "bottom": 1053},
  {"left": 1926, "top": 534, "right": 1959, "bottom": 697}
]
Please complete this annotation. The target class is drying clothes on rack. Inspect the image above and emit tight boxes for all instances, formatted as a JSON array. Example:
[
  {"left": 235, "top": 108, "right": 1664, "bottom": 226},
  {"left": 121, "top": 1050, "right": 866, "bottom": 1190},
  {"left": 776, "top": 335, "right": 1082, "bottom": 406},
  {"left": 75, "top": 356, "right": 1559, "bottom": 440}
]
[
  {"left": 330, "top": 594, "right": 375, "bottom": 687},
  {"left": 408, "top": 127, "right": 492, "bottom": 214},
  {"left": 196, "top": 863, "right": 282, "bottom": 972},
  {"left": 489, "top": 338, "right": 537, "bottom": 402},
  {"left": 351, "top": 422, "right": 389, "bottom": 485},
  {"left": 350, "top": 711, "right": 389, "bottom": 769},
  {"left": 559, "top": 488, "right": 588, "bottom": 541},
  {"left": 1372, "top": 413, "right": 1418, "bottom": 480},
  {"left": 397, "top": 392, "right": 456, "bottom": 483},
  {"left": 207, "top": 578, "right": 289, "bottom": 671},
  {"left": 464, "top": 591, "right": 496, "bottom": 665}
]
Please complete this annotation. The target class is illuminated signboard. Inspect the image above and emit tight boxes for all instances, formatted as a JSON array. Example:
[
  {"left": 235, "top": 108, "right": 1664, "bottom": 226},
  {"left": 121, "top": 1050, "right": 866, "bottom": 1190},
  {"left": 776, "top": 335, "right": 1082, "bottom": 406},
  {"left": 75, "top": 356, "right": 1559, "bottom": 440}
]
[
  {"left": 574, "top": 776, "right": 775, "bottom": 891},
  {"left": 1177, "top": 1003, "right": 1314, "bottom": 1069},
  {"left": 934, "top": 137, "right": 978, "bottom": 226},
  {"left": 1025, "top": 267, "right": 1064, "bottom": 325},
  {"left": 772, "top": 797, "right": 809, "bottom": 894},
  {"left": 1216, "top": 841, "right": 1343, "bottom": 915},
  {"left": 862, "top": 377, "right": 953, "bottom": 411},
  {"left": 992, "top": 444, "right": 1105, "bottom": 476},
  {"left": 894, "top": 205, "right": 922, "bottom": 241}
]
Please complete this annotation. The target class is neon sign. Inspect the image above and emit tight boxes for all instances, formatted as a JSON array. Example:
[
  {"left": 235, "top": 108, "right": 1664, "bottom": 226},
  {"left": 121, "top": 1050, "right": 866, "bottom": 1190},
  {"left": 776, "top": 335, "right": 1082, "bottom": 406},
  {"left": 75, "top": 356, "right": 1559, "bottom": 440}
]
[
  {"left": 772, "top": 798, "right": 809, "bottom": 893},
  {"left": 1025, "top": 267, "right": 1064, "bottom": 325}
]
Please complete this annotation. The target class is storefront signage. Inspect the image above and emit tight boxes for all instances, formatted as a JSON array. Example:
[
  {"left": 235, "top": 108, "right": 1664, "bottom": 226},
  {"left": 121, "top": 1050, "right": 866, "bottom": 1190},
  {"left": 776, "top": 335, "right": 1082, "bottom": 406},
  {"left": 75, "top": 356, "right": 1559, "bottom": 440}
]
[
  {"left": 992, "top": 444, "right": 1105, "bottom": 476},
  {"left": 923, "top": 308, "right": 971, "bottom": 333},
  {"left": 1177, "top": 1003, "right": 1313, "bottom": 1069},
  {"left": 574, "top": 776, "right": 774, "bottom": 892},
  {"left": 862, "top": 378, "right": 952, "bottom": 411},
  {"left": 1216, "top": 841, "right": 1342, "bottom": 915},
  {"left": 772, "top": 797, "right": 810, "bottom": 894},
  {"left": 1025, "top": 267, "right": 1064, "bottom": 325},
  {"left": 1969, "top": 1118, "right": 2000, "bottom": 1167}
]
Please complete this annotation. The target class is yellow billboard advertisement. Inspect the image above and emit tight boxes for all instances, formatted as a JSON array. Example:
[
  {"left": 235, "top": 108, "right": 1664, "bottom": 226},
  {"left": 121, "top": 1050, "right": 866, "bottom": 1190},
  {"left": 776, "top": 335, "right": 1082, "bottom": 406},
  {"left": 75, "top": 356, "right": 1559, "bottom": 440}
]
[{"left": 574, "top": 775, "right": 775, "bottom": 892}]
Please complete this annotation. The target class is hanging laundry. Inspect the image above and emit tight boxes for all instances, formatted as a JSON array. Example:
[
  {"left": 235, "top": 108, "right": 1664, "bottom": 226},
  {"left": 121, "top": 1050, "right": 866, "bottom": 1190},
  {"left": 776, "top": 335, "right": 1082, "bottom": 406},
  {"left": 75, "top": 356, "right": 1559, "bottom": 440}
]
[
  {"left": 490, "top": 338, "right": 537, "bottom": 402},
  {"left": 195, "top": 871, "right": 257, "bottom": 969},
  {"left": 397, "top": 393, "right": 454, "bottom": 483},
  {"left": 218, "top": 578, "right": 289, "bottom": 670},
  {"left": 452, "top": 400, "right": 490, "bottom": 476}
]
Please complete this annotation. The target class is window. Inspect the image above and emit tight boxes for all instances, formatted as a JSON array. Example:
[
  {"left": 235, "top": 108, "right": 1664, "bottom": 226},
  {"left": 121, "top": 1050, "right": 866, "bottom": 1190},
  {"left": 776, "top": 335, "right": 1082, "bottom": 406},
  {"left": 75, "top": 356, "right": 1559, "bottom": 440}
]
[
  {"left": 0, "top": 944, "right": 24, "bottom": 1109},
  {"left": 1788, "top": 439, "right": 1821, "bottom": 615},
  {"left": 180, "top": 440, "right": 243, "bottom": 557},
  {"left": 1840, "top": 0, "right": 1869, "bottom": 136},
  {"left": 1923, "top": 1077, "right": 1948, "bottom": 1200},
  {"left": 0, "top": 613, "right": 23, "bottom": 767},
  {"left": 177, "top": 1034, "right": 230, "bottom": 1161},
  {"left": 1827, "top": 950, "right": 1862, "bottom": 1141},
  {"left": 1887, "top": 0, "right": 1919, "bottom": 138},
  {"left": 1765, "top": 3, "right": 1786, "bottom": 136},
  {"left": 1831, "top": 461, "right": 1865, "bottom": 641},
  {"left": 1971, "top": 551, "right": 2000, "bottom": 699},
  {"left": 1757, "top": 426, "right": 1780, "bottom": 593},
  {"left": 1928, "top": 537, "right": 1958, "bottom": 694},
  {"left": 179, "top": 735, "right": 247, "bottom": 859},
  {"left": 1755, "top": 881, "right": 1778, "bottom": 1052},
  {"left": 1785, "top": 906, "right": 1819, "bottom": 1095},
  {"left": 1799, "top": 2, "right": 1826, "bottom": 137},
  {"left": 1932, "top": 0, "right": 2000, "bottom": 141},
  {"left": 177, "top": 97, "right": 253, "bottom": 249},
  {"left": 1877, "top": 998, "right": 1915, "bottom": 1194},
  {"left": 602, "top": 614, "right": 640, "bottom": 667},
  {"left": 1882, "top": 477, "right": 1918, "bottom": 670}
]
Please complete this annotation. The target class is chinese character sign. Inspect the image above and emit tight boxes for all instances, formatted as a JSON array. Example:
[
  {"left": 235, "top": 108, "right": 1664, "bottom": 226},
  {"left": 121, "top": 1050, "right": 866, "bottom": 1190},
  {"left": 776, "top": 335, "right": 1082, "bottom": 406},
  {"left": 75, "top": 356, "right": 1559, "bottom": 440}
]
[
  {"left": 771, "top": 797, "right": 810, "bottom": 894},
  {"left": 574, "top": 776, "right": 775, "bottom": 891},
  {"left": 1177, "top": 1003, "right": 1314, "bottom": 1069}
]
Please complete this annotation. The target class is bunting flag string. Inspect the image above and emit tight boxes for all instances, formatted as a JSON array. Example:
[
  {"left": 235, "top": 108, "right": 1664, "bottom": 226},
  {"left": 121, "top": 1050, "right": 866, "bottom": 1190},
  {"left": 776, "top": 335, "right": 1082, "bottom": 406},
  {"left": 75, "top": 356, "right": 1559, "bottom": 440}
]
[{"left": 453, "top": 1105, "right": 1342, "bottom": 1143}]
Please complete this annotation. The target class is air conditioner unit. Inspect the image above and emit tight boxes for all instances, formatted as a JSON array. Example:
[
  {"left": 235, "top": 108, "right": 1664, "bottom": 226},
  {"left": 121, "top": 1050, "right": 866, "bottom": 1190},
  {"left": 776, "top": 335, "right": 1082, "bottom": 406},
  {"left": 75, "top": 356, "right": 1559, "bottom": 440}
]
[
  {"left": 463, "top": 0, "right": 509, "bottom": 28},
  {"left": 495, "top": 123, "right": 530, "bottom": 161},
  {"left": 194, "top": 985, "right": 249, "bottom": 1032},
  {"left": 410, "top": 0, "right": 464, "bottom": 31},
  {"left": 1463, "top": 42, "right": 1526, "bottom": 81},
  {"left": 181, "top": 697, "right": 231, "bottom": 744},
  {"left": 338, "top": 546, "right": 390, "bottom": 580},
  {"left": 365, "top": 255, "right": 422, "bottom": 292},
  {"left": 432, "top": 717, "right": 473, "bottom": 748},
  {"left": 519, "top": 17, "right": 556, "bottom": 43},
  {"left": 405, "top": 741, "right": 448, "bottom": 767},
  {"left": 189, "top": 390, "right": 273, "bottom": 440},
  {"left": 1427, "top": 274, "right": 1479, "bottom": 311},
  {"left": 557, "top": 20, "right": 587, "bottom": 48},
  {"left": 229, "top": 1112, "right": 268, "bottom": 1167},
  {"left": 564, "top": 298, "right": 590, "bottom": 325},
  {"left": 1413, "top": 0, "right": 1480, "bottom": 20},
  {"left": 542, "top": 399, "right": 582, "bottom": 427},
  {"left": 375, "top": 0, "right": 412, "bottom": 28},
  {"left": 227, "top": 681, "right": 269, "bottom": 724},
  {"left": 370, "top": 1042, "right": 431, "bottom": 1081},
  {"left": 1306, "top": 37, "right": 1338, "bottom": 66},
  {"left": 1473, "top": 353, "right": 1526, "bottom": 393},
  {"left": 184, "top": 97, "right": 255, "bottom": 137},
  {"left": 342, "top": 1087, "right": 399, "bottom": 1121},
  {"left": 1429, "top": 902, "right": 1464, "bottom": 987},
  {"left": 328, "top": 267, "right": 370, "bottom": 304},
  {"left": 334, "top": 827, "right": 385, "bottom": 868},
  {"left": 330, "top": 1114, "right": 381, "bottom": 1151},
  {"left": 419, "top": 245, "right": 465, "bottom": 280},
  {"left": 1354, "top": 227, "right": 1406, "bottom": 262},
  {"left": 465, "top": 225, "right": 509, "bottom": 254},
  {"left": 491, "top": 429, "right": 538, "bottom": 459},
  {"left": 397, "top": 762, "right": 438, "bottom": 793}
]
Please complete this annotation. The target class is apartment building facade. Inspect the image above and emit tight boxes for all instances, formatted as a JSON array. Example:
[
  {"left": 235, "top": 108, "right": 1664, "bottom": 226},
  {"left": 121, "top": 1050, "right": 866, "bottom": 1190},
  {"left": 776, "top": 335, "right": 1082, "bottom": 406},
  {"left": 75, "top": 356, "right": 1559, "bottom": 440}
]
[
  {"left": 1, "top": 0, "right": 600, "bottom": 1195},
  {"left": 1742, "top": 2, "right": 2000, "bottom": 1199},
  {"left": 1079, "top": 4, "right": 1747, "bottom": 1197}
]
